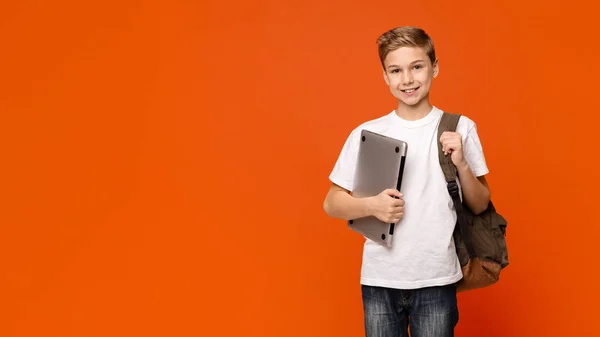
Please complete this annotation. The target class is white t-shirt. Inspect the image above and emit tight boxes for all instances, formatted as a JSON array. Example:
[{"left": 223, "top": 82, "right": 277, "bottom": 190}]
[{"left": 329, "top": 106, "right": 489, "bottom": 290}]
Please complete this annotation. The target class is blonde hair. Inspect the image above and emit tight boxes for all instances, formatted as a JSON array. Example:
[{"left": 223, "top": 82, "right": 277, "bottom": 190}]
[{"left": 377, "top": 26, "right": 436, "bottom": 68}]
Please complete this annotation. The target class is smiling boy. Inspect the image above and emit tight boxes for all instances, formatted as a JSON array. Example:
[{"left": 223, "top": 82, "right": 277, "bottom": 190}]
[{"left": 323, "top": 26, "right": 491, "bottom": 337}]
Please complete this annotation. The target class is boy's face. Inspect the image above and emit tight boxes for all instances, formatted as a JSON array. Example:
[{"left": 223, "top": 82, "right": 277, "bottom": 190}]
[{"left": 382, "top": 46, "right": 438, "bottom": 107}]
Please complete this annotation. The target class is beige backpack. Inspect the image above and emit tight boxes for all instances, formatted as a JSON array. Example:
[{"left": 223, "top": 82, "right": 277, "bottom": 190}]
[{"left": 437, "top": 112, "right": 510, "bottom": 292}]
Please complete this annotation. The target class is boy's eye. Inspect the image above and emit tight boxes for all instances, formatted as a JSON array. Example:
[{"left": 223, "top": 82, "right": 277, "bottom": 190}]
[
  {"left": 391, "top": 69, "right": 400, "bottom": 73},
  {"left": 414, "top": 65, "right": 423, "bottom": 70}
]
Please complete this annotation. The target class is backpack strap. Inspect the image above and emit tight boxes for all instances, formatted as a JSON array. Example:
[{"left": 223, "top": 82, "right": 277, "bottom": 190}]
[
  {"left": 437, "top": 112, "right": 477, "bottom": 259},
  {"left": 437, "top": 113, "right": 461, "bottom": 182}
]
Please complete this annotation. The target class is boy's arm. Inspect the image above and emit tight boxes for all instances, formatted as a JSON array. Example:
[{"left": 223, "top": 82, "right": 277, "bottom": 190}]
[
  {"left": 440, "top": 126, "right": 490, "bottom": 215},
  {"left": 456, "top": 163, "right": 490, "bottom": 215},
  {"left": 323, "top": 184, "right": 373, "bottom": 221},
  {"left": 323, "top": 183, "right": 405, "bottom": 222}
]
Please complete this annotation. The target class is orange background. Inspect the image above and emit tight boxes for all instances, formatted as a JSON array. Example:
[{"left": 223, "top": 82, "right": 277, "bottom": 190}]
[{"left": 1, "top": 0, "right": 599, "bottom": 336}]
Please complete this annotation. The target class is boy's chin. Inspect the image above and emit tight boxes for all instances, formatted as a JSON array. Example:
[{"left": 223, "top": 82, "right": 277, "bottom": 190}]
[{"left": 397, "top": 97, "right": 423, "bottom": 106}]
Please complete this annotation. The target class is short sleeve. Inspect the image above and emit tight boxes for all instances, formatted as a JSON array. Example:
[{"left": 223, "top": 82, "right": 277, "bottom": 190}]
[
  {"left": 328, "top": 128, "right": 361, "bottom": 191},
  {"left": 462, "top": 122, "right": 489, "bottom": 177}
]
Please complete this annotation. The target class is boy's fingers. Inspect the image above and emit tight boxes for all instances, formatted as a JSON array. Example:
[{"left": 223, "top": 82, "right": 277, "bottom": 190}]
[{"left": 384, "top": 189, "right": 402, "bottom": 198}]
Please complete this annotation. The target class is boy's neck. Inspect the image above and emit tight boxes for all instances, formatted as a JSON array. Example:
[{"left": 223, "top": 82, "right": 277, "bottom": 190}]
[{"left": 394, "top": 98, "right": 433, "bottom": 121}]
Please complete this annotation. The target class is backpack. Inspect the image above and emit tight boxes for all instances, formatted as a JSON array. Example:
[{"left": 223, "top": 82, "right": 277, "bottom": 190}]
[{"left": 437, "top": 112, "right": 509, "bottom": 292}]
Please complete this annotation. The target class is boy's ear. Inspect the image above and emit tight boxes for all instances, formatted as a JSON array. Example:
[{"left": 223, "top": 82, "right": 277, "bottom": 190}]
[
  {"left": 383, "top": 68, "right": 390, "bottom": 85},
  {"left": 432, "top": 59, "right": 439, "bottom": 78}
]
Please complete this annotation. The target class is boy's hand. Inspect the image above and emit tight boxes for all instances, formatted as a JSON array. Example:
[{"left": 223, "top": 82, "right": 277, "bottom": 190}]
[
  {"left": 368, "top": 189, "right": 405, "bottom": 224},
  {"left": 439, "top": 131, "right": 468, "bottom": 169}
]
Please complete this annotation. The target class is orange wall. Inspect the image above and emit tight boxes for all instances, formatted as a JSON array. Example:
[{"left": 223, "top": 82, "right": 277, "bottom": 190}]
[{"left": 1, "top": 0, "right": 599, "bottom": 336}]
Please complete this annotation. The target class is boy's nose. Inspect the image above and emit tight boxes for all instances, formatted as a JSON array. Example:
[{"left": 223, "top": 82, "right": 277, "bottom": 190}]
[{"left": 402, "top": 73, "right": 414, "bottom": 85}]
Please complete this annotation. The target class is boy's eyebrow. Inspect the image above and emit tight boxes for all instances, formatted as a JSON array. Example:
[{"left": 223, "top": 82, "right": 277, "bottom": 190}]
[{"left": 386, "top": 60, "right": 426, "bottom": 69}]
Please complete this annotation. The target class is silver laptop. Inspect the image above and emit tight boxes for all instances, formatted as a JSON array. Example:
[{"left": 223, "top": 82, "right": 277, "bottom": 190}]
[{"left": 348, "top": 129, "right": 408, "bottom": 247}]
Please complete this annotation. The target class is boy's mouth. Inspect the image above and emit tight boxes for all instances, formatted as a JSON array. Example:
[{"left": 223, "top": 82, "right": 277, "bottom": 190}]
[{"left": 401, "top": 87, "right": 419, "bottom": 94}]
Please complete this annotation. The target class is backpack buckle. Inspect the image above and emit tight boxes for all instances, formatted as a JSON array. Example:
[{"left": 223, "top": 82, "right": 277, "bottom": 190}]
[{"left": 447, "top": 181, "right": 460, "bottom": 197}]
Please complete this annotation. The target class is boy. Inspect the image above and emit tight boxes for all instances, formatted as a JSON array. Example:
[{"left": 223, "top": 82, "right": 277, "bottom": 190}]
[{"left": 323, "top": 26, "right": 491, "bottom": 337}]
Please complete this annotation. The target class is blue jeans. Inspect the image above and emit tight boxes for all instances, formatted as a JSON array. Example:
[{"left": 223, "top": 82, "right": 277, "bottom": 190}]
[{"left": 361, "top": 284, "right": 459, "bottom": 337}]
